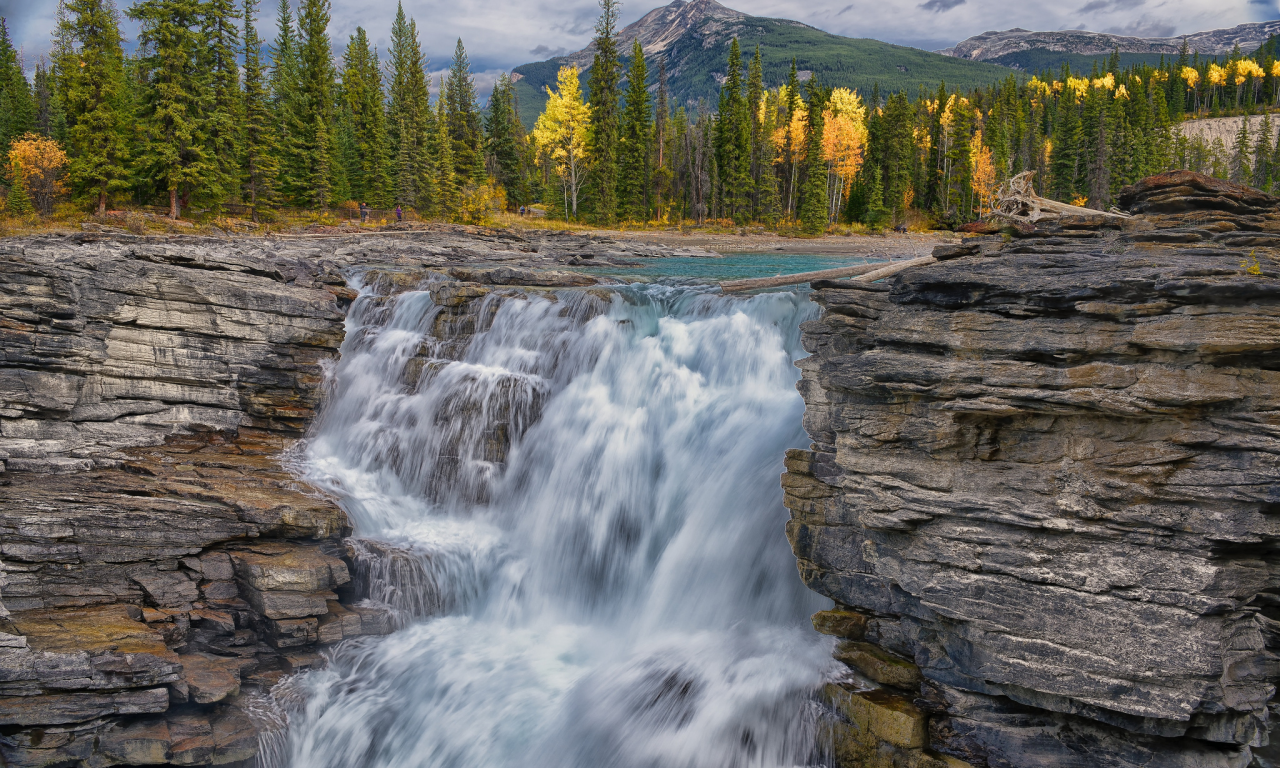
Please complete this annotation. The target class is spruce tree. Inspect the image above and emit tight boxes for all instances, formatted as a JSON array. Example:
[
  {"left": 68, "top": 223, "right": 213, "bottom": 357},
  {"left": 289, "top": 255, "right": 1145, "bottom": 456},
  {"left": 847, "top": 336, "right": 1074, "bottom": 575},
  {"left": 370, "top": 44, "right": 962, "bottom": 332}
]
[
  {"left": 485, "top": 74, "right": 529, "bottom": 209},
  {"left": 203, "top": 0, "right": 241, "bottom": 206},
  {"left": 128, "top": 0, "right": 212, "bottom": 218},
  {"left": 341, "top": 27, "right": 391, "bottom": 206},
  {"left": 0, "top": 19, "right": 35, "bottom": 157},
  {"left": 295, "top": 0, "right": 337, "bottom": 208},
  {"left": 653, "top": 60, "right": 671, "bottom": 219},
  {"left": 715, "top": 38, "right": 750, "bottom": 223},
  {"left": 1231, "top": 118, "right": 1252, "bottom": 184},
  {"left": 618, "top": 39, "right": 651, "bottom": 221},
  {"left": 746, "top": 44, "right": 770, "bottom": 221},
  {"left": 1254, "top": 114, "right": 1273, "bottom": 191},
  {"left": 33, "top": 61, "right": 65, "bottom": 139},
  {"left": 445, "top": 39, "right": 485, "bottom": 185},
  {"left": 55, "top": 0, "right": 130, "bottom": 214},
  {"left": 387, "top": 4, "right": 430, "bottom": 208},
  {"left": 269, "top": 0, "right": 305, "bottom": 203},
  {"left": 797, "top": 81, "right": 828, "bottom": 234},
  {"left": 435, "top": 91, "right": 459, "bottom": 218},
  {"left": 587, "top": 0, "right": 621, "bottom": 224},
  {"left": 242, "top": 0, "right": 279, "bottom": 218},
  {"left": 6, "top": 162, "right": 33, "bottom": 214}
]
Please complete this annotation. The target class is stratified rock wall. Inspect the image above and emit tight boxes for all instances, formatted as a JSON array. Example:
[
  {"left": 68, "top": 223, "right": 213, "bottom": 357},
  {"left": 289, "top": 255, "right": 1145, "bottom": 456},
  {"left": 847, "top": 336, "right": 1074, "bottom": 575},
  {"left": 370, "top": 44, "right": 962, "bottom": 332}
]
[
  {"left": 0, "top": 228, "right": 693, "bottom": 767},
  {"left": 787, "top": 224, "right": 1280, "bottom": 766}
]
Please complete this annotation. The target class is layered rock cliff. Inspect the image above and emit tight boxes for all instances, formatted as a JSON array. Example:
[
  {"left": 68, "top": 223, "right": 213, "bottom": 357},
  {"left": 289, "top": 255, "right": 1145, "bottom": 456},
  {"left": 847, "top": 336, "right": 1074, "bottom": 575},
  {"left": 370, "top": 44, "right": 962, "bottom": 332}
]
[
  {"left": 787, "top": 177, "right": 1280, "bottom": 767},
  {"left": 0, "top": 228, "right": 689, "bottom": 767}
]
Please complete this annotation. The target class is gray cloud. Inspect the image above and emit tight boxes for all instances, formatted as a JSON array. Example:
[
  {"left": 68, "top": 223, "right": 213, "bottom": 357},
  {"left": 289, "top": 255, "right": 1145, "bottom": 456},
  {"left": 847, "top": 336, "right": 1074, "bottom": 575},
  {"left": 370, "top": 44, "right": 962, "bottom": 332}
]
[
  {"left": 836, "top": 4, "right": 856, "bottom": 15},
  {"left": 1103, "top": 19, "right": 1178, "bottom": 35},
  {"left": 919, "top": 0, "right": 967, "bottom": 11},
  {"left": 529, "top": 44, "right": 568, "bottom": 58}
]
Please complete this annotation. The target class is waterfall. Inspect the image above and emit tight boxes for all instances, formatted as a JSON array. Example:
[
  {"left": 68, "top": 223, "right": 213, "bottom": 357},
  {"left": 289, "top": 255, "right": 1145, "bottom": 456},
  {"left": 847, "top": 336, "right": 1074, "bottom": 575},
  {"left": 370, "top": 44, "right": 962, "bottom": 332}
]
[{"left": 277, "top": 280, "right": 837, "bottom": 768}]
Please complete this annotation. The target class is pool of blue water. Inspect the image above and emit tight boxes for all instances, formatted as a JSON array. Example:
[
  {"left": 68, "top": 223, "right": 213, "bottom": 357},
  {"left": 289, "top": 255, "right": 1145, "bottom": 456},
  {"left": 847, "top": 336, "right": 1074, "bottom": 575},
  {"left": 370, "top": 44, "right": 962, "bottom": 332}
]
[{"left": 578, "top": 252, "right": 887, "bottom": 285}]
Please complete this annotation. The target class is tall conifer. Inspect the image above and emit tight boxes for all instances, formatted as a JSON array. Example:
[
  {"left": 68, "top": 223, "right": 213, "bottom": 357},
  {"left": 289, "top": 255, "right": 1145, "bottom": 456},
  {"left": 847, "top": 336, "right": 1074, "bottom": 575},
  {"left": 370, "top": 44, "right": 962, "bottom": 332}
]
[
  {"left": 435, "top": 91, "right": 459, "bottom": 217},
  {"left": 341, "top": 27, "right": 391, "bottom": 206},
  {"left": 295, "top": 0, "right": 337, "bottom": 208},
  {"left": 55, "top": 0, "right": 129, "bottom": 213},
  {"left": 715, "top": 38, "right": 750, "bottom": 222},
  {"left": 445, "top": 39, "right": 484, "bottom": 185},
  {"left": 128, "top": 0, "right": 212, "bottom": 218},
  {"left": 587, "top": 0, "right": 621, "bottom": 224},
  {"left": 387, "top": 3, "right": 429, "bottom": 207},
  {"left": 618, "top": 39, "right": 651, "bottom": 221},
  {"left": 241, "top": 0, "right": 279, "bottom": 217},
  {"left": 486, "top": 74, "right": 529, "bottom": 208},
  {"left": 797, "top": 80, "right": 828, "bottom": 233},
  {"left": 203, "top": 0, "right": 241, "bottom": 205},
  {"left": 0, "top": 19, "right": 35, "bottom": 156},
  {"left": 269, "top": 0, "right": 304, "bottom": 202}
]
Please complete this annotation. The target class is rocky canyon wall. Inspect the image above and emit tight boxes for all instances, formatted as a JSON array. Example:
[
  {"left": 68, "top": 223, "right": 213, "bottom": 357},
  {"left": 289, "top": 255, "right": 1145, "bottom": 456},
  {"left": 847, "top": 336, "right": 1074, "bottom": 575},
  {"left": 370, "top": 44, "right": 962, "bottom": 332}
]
[
  {"left": 0, "top": 227, "right": 659, "bottom": 767},
  {"left": 787, "top": 174, "right": 1280, "bottom": 768}
]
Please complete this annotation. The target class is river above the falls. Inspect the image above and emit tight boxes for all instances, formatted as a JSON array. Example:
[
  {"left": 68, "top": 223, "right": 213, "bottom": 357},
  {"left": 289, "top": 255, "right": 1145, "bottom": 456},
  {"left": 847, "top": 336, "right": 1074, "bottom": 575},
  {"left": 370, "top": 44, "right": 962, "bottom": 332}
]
[
  {"left": 577, "top": 252, "right": 888, "bottom": 284},
  {"left": 270, "top": 278, "right": 837, "bottom": 768}
]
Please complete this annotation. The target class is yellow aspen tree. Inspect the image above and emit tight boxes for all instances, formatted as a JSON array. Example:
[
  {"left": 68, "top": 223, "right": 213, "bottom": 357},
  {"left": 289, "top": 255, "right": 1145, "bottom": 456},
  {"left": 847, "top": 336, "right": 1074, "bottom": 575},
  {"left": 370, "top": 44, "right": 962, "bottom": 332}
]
[
  {"left": 970, "top": 128, "right": 997, "bottom": 218},
  {"left": 820, "top": 88, "right": 867, "bottom": 223},
  {"left": 532, "top": 66, "right": 591, "bottom": 220}
]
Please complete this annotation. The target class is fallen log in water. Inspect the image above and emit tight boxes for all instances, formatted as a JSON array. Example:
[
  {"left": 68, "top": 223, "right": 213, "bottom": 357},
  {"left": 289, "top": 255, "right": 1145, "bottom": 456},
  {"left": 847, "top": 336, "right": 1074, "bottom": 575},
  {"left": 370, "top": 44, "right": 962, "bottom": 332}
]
[{"left": 719, "top": 255, "right": 937, "bottom": 292}]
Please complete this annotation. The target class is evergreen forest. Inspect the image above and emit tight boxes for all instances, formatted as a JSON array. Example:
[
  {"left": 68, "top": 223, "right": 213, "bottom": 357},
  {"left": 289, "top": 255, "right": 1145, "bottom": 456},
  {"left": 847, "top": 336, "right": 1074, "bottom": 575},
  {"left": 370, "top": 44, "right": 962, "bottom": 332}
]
[{"left": 4, "top": 0, "right": 1280, "bottom": 232}]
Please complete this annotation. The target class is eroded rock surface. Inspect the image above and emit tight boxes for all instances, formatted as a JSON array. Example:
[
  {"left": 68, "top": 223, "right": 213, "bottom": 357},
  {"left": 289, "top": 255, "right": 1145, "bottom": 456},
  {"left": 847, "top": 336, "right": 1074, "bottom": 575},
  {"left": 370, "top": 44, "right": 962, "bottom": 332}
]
[{"left": 788, "top": 179, "right": 1280, "bottom": 767}]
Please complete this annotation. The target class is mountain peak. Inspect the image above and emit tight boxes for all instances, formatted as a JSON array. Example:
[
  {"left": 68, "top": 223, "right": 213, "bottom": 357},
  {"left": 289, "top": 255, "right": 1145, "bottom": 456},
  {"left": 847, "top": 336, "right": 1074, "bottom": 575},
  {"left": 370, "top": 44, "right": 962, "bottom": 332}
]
[
  {"left": 946, "top": 20, "right": 1280, "bottom": 62},
  {"left": 551, "top": 0, "right": 749, "bottom": 68}
]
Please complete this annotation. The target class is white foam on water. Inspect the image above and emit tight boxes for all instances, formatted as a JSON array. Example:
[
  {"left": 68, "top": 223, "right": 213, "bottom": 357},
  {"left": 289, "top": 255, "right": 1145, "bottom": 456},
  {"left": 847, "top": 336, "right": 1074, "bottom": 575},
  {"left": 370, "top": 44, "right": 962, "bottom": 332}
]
[{"left": 279, "top": 282, "right": 836, "bottom": 768}]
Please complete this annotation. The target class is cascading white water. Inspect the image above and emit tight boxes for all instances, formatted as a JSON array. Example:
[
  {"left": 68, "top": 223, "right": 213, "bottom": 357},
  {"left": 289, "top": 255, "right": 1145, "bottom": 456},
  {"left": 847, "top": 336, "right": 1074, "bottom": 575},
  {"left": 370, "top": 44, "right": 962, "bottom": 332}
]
[{"left": 278, "top": 279, "right": 837, "bottom": 768}]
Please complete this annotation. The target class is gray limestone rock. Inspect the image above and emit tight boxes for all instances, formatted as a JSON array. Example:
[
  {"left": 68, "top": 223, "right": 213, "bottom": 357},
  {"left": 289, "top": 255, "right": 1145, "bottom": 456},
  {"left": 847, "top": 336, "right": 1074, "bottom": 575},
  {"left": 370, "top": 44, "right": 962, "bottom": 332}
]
[{"left": 787, "top": 235, "right": 1280, "bottom": 766}]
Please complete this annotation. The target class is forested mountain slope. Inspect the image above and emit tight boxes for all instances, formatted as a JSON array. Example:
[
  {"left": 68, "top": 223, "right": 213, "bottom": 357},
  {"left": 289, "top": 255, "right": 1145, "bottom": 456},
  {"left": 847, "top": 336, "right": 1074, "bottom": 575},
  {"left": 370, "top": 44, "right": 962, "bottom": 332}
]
[{"left": 510, "top": 0, "right": 1011, "bottom": 127}]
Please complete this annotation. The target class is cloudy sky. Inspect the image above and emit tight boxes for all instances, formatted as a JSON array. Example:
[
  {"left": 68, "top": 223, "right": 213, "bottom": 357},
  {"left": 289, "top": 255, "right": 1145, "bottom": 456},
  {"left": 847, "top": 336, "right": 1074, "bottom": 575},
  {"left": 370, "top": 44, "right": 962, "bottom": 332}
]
[{"left": 3, "top": 0, "right": 1279, "bottom": 96}]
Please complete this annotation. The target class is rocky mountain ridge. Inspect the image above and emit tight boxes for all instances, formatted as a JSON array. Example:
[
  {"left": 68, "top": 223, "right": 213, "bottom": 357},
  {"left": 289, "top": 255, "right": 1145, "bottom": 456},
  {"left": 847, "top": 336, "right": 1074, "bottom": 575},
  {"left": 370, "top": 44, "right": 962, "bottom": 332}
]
[{"left": 942, "top": 20, "right": 1280, "bottom": 61}]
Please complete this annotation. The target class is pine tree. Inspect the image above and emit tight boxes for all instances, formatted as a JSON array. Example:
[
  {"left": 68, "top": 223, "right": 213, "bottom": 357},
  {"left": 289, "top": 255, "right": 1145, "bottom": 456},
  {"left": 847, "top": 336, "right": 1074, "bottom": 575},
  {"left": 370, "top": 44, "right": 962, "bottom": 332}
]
[
  {"left": 269, "top": 0, "right": 306, "bottom": 203},
  {"left": 295, "top": 0, "right": 337, "bottom": 208},
  {"left": 0, "top": 19, "right": 35, "bottom": 157},
  {"left": 54, "top": 0, "right": 130, "bottom": 214},
  {"left": 128, "top": 0, "right": 213, "bottom": 218},
  {"left": 33, "top": 60, "right": 65, "bottom": 139},
  {"left": 485, "top": 74, "right": 529, "bottom": 209},
  {"left": 746, "top": 44, "right": 773, "bottom": 222},
  {"left": 617, "top": 39, "right": 651, "bottom": 221},
  {"left": 445, "top": 39, "right": 484, "bottom": 185},
  {"left": 797, "top": 80, "right": 828, "bottom": 234},
  {"left": 435, "top": 91, "right": 459, "bottom": 218},
  {"left": 1231, "top": 117, "right": 1252, "bottom": 184},
  {"left": 386, "top": 4, "right": 430, "bottom": 208},
  {"left": 653, "top": 60, "right": 671, "bottom": 219},
  {"left": 714, "top": 38, "right": 750, "bottom": 223},
  {"left": 6, "top": 162, "right": 33, "bottom": 214},
  {"left": 587, "top": 0, "right": 621, "bottom": 224},
  {"left": 1254, "top": 113, "right": 1273, "bottom": 191},
  {"left": 241, "top": 0, "right": 279, "bottom": 218},
  {"left": 341, "top": 27, "right": 391, "bottom": 206},
  {"left": 202, "top": 0, "right": 241, "bottom": 206}
]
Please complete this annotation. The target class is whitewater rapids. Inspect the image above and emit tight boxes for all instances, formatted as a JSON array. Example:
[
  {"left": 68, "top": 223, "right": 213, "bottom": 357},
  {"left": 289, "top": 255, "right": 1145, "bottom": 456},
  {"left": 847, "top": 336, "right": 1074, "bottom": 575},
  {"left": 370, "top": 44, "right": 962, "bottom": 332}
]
[{"left": 273, "top": 281, "right": 836, "bottom": 768}]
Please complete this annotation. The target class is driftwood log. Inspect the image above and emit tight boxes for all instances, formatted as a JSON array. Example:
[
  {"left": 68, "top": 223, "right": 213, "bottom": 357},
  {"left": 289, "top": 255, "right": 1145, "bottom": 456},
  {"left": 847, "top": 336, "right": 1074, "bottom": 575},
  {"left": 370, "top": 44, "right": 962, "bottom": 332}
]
[
  {"left": 992, "top": 170, "right": 1130, "bottom": 224},
  {"left": 720, "top": 255, "right": 937, "bottom": 292}
]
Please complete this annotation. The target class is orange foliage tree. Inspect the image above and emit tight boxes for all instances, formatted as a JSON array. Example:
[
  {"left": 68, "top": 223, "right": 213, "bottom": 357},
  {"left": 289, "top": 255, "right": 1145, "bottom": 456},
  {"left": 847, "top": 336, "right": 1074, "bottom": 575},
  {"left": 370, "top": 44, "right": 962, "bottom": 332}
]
[
  {"left": 970, "top": 129, "right": 998, "bottom": 218},
  {"left": 8, "top": 134, "right": 68, "bottom": 216}
]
